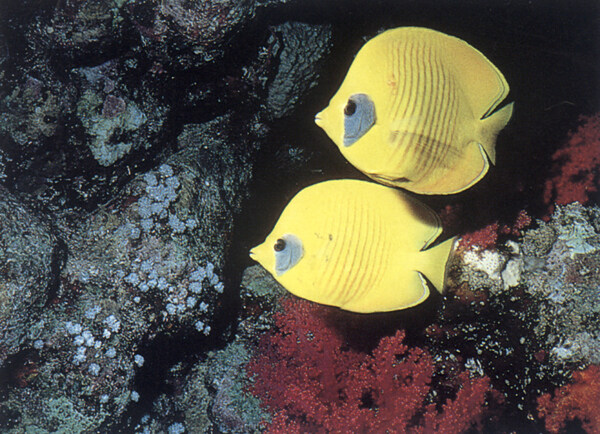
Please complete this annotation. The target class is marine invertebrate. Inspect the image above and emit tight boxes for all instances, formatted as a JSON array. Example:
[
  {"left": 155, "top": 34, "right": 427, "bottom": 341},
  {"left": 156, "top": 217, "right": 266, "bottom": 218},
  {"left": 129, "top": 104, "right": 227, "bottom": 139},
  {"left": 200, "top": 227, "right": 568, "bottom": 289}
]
[
  {"left": 135, "top": 164, "right": 198, "bottom": 235},
  {"left": 543, "top": 113, "right": 600, "bottom": 209},
  {"left": 458, "top": 222, "right": 500, "bottom": 251},
  {"left": 446, "top": 202, "right": 600, "bottom": 418},
  {"left": 537, "top": 365, "right": 600, "bottom": 433},
  {"left": 76, "top": 89, "right": 147, "bottom": 166},
  {"left": 458, "top": 210, "right": 531, "bottom": 251},
  {"left": 246, "top": 297, "right": 491, "bottom": 432},
  {"left": 521, "top": 203, "right": 600, "bottom": 365}
]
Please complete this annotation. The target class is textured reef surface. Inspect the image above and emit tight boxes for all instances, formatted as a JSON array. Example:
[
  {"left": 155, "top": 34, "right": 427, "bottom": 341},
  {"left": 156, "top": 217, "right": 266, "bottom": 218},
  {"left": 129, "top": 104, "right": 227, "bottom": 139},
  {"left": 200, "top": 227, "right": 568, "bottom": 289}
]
[{"left": 1, "top": 0, "right": 599, "bottom": 433}]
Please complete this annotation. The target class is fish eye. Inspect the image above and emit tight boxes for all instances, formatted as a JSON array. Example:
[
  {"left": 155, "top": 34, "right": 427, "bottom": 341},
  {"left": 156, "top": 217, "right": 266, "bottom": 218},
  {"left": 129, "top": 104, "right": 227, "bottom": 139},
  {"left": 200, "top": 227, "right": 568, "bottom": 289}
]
[
  {"left": 344, "top": 99, "right": 357, "bottom": 116},
  {"left": 274, "top": 234, "right": 303, "bottom": 276},
  {"left": 274, "top": 238, "right": 286, "bottom": 252},
  {"left": 343, "top": 93, "right": 376, "bottom": 147}
]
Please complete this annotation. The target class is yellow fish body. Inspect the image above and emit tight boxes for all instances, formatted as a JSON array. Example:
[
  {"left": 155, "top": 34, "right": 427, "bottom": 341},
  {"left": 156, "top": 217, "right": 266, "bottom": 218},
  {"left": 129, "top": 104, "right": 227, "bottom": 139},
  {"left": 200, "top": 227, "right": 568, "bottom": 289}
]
[
  {"left": 250, "top": 180, "right": 454, "bottom": 313},
  {"left": 315, "top": 27, "right": 514, "bottom": 194}
]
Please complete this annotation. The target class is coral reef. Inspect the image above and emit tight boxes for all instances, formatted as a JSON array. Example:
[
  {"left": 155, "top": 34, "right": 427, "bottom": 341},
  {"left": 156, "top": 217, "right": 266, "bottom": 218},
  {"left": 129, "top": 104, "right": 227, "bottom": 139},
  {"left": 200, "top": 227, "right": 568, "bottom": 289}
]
[
  {"left": 73, "top": 66, "right": 168, "bottom": 167},
  {"left": 123, "top": 265, "right": 279, "bottom": 433},
  {"left": 1, "top": 0, "right": 599, "bottom": 432},
  {"left": 537, "top": 365, "right": 600, "bottom": 433},
  {"left": 454, "top": 202, "right": 600, "bottom": 366},
  {"left": 0, "top": 113, "right": 265, "bottom": 431},
  {"left": 0, "top": 0, "right": 316, "bottom": 211},
  {"left": 127, "top": 0, "right": 281, "bottom": 70},
  {"left": 0, "top": 0, "right": 336, "bottom": 424},
  {"left": 437, "top": 201, "right": 600, "bottom": 425},
  {"left": 523, "top": 204, "right": 600, "bottom": 366},
  {"left": 247, "top": 297, "right": 492, "bottom": 433},
  {"left": 544, "top": 113, "right": 600, "bottom": 209},
  {"left": 458, "top": 210, "right": 532, "bottom": 252}
]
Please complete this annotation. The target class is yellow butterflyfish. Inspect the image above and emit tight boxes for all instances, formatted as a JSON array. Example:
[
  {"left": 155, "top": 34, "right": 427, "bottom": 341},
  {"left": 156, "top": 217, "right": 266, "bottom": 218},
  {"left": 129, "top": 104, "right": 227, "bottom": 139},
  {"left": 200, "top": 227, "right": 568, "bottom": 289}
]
[
  {"left": 315, "top": 27, "right": 513, "bottom": 194},
  {"left": 250, "top": 179, "right": 454, "bottom": 313}
]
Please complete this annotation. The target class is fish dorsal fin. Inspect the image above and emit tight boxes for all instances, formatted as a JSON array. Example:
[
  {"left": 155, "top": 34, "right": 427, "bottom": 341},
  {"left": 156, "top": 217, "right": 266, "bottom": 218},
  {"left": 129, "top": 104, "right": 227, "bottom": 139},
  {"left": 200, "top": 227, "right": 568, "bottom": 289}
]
[
  {"left": 390, "top": 189, "right": 442, "bottom": 250},
  {"left": 441, "top": 33, "right": 510, "bottom": 119}
]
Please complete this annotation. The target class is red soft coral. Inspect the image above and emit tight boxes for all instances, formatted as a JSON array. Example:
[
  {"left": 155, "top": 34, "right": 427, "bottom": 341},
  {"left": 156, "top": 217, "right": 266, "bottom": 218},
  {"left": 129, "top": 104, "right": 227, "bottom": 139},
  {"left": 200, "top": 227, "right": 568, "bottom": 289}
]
[
  {"left": 458, "top": 222, "right": 500, "bottom": 251},
  {"left": 247, "top": 297, "right": 491, "bottom": 433},
  {"left": 543, "top": 113, "right": 600, "bottom": 209},
  {"left": 537, "top": 365, "right": 600, "bottom": 433},
  {"left": 458, "top": 210, "right": 531, "bottom": 251}
]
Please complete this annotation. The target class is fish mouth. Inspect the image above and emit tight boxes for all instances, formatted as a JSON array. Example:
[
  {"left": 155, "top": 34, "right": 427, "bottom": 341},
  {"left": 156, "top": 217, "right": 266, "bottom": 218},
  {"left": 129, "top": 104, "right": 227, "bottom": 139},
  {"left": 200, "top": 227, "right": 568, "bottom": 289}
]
[
  {"left": 314, "top": 111, "right": 324, "bottom": 126},
  {"left": 249, "top": 244, "right": 263, "bottom": 260}
]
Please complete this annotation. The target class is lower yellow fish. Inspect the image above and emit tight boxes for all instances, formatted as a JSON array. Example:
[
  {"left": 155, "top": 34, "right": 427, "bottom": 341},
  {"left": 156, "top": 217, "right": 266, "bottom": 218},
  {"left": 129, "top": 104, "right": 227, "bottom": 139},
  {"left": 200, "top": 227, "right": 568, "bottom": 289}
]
[
  {"left": 315, "top": 27, "right": 514, "bottom": 194},
  {"left": 250, "top": 180, "right": 454, "bottom": 313}
]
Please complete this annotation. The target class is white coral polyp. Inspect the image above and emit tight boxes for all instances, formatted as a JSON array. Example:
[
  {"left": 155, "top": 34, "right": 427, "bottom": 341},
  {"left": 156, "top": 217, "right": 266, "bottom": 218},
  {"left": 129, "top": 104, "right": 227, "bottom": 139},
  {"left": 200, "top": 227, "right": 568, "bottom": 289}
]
[{"left": 463, "top": 248, "right": 507, "bottom": 281}]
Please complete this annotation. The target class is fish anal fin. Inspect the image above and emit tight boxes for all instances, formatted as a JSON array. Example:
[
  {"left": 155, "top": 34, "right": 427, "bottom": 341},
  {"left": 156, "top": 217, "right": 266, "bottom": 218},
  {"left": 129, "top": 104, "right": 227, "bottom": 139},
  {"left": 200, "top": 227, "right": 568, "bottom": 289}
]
[
  {"left": 411, "top": 142, "right": 489, "bottom": 195},
  {"left": 340, "top": 269, "right": 429, "bottom": 313}
]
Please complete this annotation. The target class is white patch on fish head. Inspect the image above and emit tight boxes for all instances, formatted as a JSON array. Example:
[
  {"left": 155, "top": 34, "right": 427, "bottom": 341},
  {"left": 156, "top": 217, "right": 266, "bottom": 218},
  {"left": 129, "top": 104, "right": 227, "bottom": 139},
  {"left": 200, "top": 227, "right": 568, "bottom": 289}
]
[{"left": 273, "top": 233, "right": 304, "bottom": 276}]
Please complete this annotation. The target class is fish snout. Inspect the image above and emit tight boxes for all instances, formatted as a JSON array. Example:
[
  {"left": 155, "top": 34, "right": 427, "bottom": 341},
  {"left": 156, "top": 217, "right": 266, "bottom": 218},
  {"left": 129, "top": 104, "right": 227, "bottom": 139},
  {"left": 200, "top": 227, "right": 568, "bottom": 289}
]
[
  {"left": 249, "top": 246, "right": 258, "bottom": 259},
  {"left": 314, "top": 114, "right": 323, "bottom": 127},
  {"left": 314, "top": 109, "right": 326, "bottom": 127},
  {"left": 249, "top": 242, "right": 267, "bottom": 261}
]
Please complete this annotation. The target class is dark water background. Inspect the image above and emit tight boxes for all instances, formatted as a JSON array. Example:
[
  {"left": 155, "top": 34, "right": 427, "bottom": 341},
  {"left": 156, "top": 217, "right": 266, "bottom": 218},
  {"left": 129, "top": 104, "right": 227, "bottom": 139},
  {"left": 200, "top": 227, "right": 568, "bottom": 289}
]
[
  {"left": 239, "top": 0, "right": 600, "bottom": 324},
  {"left": 0, "top": 0, "right": 598, "bottom": 432},
  {"left": 246, "top": 0, "right": 599, "bottom": 240}
]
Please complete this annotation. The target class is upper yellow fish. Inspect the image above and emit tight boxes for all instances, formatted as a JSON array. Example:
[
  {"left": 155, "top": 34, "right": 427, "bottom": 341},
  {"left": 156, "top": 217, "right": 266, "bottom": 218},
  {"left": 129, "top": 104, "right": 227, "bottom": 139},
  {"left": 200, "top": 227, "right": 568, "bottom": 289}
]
[
  {"left": 249, "top": 179, "right": 455, "bottom": 313},
  {"left": 315, "top": 27, "right": 514, "bottom": 194}
]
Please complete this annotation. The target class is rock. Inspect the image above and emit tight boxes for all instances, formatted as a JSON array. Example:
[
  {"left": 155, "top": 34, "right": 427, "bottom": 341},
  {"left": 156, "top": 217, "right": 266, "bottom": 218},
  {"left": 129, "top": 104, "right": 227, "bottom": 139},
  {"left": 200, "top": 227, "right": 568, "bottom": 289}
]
[
  {"left": 72, "top": 59, "right": 169, "bottom": 167},
  {"left": 8, "top": 0, "right": 129, "bottom": 69},
  {"left": 0, "top": 0, "right": 296, "bottom": 211},
  {"left": 126, "top": 0, "right": 287, "bottom": 70},
  {"left": 265, "top": 21, "right": 333, "bottom": 118},
  {"left": 129, "top": 264, "right": 282, "bottom": 433},
  {"left": 0, "top": 1, "right": 336, "bottom": 431},
  {"left": 0, "top": 114, "right": 265, "bottom": 431},
  {"left": 182, "top": 341, "right": 267, "bottom": 433},
  {"left": 522, "top": 203, "right": 600, "bottom": 366},
  {"left": 455, "top": 204, "right": 600, "bottom": 366},
  {"left": 0, "top": 186, "right": 62, "bottom": 367}
]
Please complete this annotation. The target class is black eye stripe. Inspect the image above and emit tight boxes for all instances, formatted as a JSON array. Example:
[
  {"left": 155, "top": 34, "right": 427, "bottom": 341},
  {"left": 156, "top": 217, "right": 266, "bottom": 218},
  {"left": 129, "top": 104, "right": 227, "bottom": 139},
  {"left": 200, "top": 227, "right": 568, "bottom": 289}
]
[
  {"left": 274, "top": 238, "right": 286, "bottom": 252},
  {"left": 344, "top": 99, "right": 357, "bottom": 116},
  {"left": 343, "top": 93, "right": 375, "bottom": 147}
]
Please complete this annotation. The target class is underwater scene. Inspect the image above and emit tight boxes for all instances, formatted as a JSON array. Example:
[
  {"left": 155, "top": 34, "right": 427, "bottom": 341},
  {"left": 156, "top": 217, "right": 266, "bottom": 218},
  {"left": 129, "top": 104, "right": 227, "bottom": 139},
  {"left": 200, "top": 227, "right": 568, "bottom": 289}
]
[{"left": 0, "top": 0, "right": 599, "bottom": 432}]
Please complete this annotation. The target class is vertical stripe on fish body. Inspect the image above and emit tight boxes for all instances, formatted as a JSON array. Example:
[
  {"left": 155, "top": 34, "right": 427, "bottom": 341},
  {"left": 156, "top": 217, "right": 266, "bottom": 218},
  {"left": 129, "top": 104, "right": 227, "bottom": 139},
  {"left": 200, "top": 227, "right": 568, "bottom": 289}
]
[
  {"left": 250, "top": 180, "right": 455, "bottom": 313},
  {"left": 315, "top": 27, "right": 514, "bottom": 194}
]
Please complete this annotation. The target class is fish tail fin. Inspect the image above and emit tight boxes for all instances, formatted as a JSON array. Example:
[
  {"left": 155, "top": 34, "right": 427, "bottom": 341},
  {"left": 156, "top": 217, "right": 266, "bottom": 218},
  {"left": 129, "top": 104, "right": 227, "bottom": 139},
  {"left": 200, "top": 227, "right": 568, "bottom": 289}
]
[
  {"left": 415, "top": 237, "right": 456, "bottom": 294},
  {"left": 477, "top": 102, "right": 514, "bottom": 164}
]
